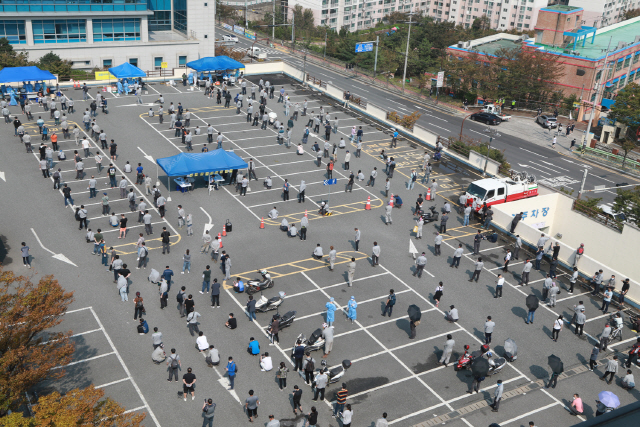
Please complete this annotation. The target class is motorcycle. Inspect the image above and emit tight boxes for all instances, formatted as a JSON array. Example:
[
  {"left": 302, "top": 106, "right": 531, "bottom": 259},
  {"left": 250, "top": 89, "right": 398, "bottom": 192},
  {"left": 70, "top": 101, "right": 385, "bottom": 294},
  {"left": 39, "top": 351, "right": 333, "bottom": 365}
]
[
  {"left": 419, "top": 206, "right": 440, "bottom": 224},
  {"left": 246, "top": 270, "right": 275, "bottom": 295},
  {"left": 292, "top": 328, "right": 325, "bottom": 355},
  {"left": 485, "top": 351, "right": 506, "bottom": 376},
  {"left": 320, "top": 359, "right": 351, "bottom": 384},
  {"left": 255, "top": 291, "right": 285, "bottom": 313},
  {"left": 455, "top": 344, "right": 490, "bottom": 371},
  {"left": 265, "top": 310, "right": 297, "bottom": 334}
]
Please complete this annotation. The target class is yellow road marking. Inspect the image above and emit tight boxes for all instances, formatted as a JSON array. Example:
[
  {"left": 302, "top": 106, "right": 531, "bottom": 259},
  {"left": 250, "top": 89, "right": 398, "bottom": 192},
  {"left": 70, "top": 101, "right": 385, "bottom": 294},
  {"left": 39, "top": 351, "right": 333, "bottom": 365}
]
[
  {"left": 110, "top": 234, "right": 182, "bottom": 255},
  {"left": 262, "top": 198, "right": 384, "bottom": 226},
  {"left": 222, "top": 250, "right": 369, "bottom": 289}
]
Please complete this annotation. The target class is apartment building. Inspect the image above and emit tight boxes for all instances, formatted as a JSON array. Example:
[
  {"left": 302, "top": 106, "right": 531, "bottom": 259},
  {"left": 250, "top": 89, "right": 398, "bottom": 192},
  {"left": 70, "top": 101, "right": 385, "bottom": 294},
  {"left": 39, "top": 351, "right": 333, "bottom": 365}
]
[
  {"left": 0, "top": 0, "right": 215, "bottom": 71},
  {"left": 558, "top": 0, "right": 640, "bottom": 28}
]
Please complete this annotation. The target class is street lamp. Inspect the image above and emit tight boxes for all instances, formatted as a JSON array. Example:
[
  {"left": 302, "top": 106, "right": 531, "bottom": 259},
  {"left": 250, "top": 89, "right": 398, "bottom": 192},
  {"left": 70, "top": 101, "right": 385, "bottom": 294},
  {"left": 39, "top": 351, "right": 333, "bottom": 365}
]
[{"left": 401, "top": 12, "right": 416, "bottom": 93}]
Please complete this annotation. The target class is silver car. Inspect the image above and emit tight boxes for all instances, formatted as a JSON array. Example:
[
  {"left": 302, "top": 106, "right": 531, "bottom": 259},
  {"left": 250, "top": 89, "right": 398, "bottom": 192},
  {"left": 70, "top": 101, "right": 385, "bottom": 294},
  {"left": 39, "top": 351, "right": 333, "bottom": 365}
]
[{"left": 537, "top": 115, "right": 557, "bottom": 128}]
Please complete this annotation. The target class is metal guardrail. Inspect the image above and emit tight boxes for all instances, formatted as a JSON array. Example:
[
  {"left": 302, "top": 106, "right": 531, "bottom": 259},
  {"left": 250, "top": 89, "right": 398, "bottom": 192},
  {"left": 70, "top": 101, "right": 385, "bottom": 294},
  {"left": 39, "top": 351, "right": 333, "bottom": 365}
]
[
  {"left": 572, "top": 199, "right": 623, "bottom": 233},
  {"left": 577, "top": 146, "right": 640, "bottom": 174},
  {"left": 343, "top": 91, "right": 367, "bottom": 109}
]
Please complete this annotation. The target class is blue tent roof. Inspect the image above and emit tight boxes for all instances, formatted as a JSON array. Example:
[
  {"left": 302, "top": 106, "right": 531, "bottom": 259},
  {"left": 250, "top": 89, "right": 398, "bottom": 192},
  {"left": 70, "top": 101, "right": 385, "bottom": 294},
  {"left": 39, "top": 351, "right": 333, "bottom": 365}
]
[
  {"left": 156, "top": 150, "right": 248, "bottom": 177},
  {"left": 108, "top": 62, "right": 146, "bottom": 78},
  {"left": 0, "top": 66, "right": 56, "bottom": 83},
  {"left": 186, "top": 56, "right": 245, "bottom": 72}
]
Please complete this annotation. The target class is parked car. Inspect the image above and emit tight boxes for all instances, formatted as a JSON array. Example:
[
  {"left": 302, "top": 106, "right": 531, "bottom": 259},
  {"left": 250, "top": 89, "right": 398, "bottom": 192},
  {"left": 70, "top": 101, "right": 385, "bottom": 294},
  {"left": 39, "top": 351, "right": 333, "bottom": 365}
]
[
  {"left": 537, "top": 115, "right": 558, "bottom": 128},
  {"left": 470, "top": 112, "right": 501, "bottom": 125},
  {"left": 223, "top": 34, "right": 239, "bottom": 43}
]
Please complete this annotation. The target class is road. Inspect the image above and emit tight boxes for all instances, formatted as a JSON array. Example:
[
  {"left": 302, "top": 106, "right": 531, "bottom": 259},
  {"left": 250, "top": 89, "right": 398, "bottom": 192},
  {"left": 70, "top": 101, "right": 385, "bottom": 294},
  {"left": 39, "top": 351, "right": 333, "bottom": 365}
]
[{"left": 219, "top": 27, "right": 637, "bottom": 206}]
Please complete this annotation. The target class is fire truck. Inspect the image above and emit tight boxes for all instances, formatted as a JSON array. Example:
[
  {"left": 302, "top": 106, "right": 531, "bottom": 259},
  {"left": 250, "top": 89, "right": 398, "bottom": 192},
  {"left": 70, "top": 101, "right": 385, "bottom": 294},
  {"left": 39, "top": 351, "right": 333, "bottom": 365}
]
[{"left": 462, "top": 174, "right": 538, "bottom": 211}]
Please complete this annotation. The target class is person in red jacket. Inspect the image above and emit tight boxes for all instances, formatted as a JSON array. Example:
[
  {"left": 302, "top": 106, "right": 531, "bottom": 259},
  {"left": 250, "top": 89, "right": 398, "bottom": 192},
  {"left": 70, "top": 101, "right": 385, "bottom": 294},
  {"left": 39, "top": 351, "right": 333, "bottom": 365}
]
[{"left": 626, "top": 337, "right": 640, "bottom": 368}]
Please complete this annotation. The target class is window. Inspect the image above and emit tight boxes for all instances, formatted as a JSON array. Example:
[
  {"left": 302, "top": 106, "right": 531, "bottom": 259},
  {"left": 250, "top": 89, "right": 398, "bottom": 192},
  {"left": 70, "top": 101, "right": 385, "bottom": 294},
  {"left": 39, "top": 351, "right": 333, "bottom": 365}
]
[
  {"left": 32, "top": 19, "right": 86, "bottom": 44},
  {"left": 179, "top": 55, "right": 187, "bottom": 66},
  {"left": 497, "top": 187, "right": 505, "bottom": 196},
  {"left": 624, "top": 57, "right": 631, "bottom": 67},
  {"left": 93, "top": 18, "right": 141, "bottom": 42},
  {"left": 129, "top": 58, "right": 138, "bottom": 66},
  {"left": 148, "top": 0, "right": 171, "bottom": 31},
  {"left": 524, "top": 23, "right": 529, "bottom": 28},
  {"left": 634, "top": 53, "right": 640, "bottom": 64},
  {"left": 616, "top": 61, "right": 623, "bottom": 71},
  {"left": 173, "top": 0, "right": 188, "bottom": 34},
  {"left": 154, "top": 57, "right": 163, "bottom": 69},
  {"left": 102, "top": 59, "right": 112, "bottom": 68},
  {"left": 0, "top": 20, "right": 26, "bottom": 44}
]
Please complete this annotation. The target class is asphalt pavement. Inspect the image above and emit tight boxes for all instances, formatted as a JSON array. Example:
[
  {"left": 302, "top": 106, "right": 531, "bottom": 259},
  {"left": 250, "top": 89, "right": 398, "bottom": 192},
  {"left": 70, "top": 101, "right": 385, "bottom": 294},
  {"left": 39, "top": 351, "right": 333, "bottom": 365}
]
[{"left": 220, "top": 26, "right": 639, "bottom": 207}]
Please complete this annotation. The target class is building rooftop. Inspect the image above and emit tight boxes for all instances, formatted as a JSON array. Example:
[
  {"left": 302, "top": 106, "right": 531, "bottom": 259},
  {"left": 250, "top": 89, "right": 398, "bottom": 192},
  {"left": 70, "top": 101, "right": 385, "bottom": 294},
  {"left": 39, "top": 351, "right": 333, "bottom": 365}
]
[
  {"left": 468, "top": 38, "right": 524, "bottom": 56},
  {"left": 540, "top": 5, "right": 582, "bottom": 13},
  {"left": 531, "top": 18, "right": 640, "bottom": 60}
]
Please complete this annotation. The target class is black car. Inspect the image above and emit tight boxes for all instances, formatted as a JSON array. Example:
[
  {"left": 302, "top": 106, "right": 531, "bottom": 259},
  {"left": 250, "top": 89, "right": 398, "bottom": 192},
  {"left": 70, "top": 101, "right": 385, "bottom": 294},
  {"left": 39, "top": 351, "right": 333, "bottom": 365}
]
[{"left": 470, "top": 112, "right": 501, "bottom": 125}]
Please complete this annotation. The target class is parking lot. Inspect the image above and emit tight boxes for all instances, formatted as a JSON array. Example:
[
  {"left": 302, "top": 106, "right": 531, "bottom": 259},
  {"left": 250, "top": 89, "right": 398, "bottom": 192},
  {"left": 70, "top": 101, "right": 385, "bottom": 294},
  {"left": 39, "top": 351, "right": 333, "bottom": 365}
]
[{"left": 3, "top": 73, "right": 639, "bottom": 427}]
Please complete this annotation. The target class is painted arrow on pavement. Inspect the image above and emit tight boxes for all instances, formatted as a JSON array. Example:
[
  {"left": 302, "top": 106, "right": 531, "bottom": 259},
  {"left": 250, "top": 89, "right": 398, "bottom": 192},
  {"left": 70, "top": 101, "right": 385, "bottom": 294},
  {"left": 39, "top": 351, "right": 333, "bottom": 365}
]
[{"left": 30, "top": 228, "right": 77, "bottom": 267}]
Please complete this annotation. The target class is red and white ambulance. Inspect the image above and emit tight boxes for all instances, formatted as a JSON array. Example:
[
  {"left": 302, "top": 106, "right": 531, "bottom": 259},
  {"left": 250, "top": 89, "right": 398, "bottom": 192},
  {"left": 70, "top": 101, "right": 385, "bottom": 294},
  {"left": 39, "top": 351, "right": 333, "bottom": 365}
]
[{"left": 463, "top": 176, "right": 538, "bottom": 211}]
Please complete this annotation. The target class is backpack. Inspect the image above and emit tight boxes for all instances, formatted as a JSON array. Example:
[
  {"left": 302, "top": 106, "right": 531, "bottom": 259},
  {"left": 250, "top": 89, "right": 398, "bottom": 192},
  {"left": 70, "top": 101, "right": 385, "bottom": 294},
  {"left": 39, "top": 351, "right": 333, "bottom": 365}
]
[
  {"left": 389, "top": 294, "right": 396, "bottom": 306},
  {"left": 75, "top": 209, "right": 80, "bottom": 221},
  {"left": 177, "top": 292, "right": 184, "bottom": 303},
  {"left": 136, "top": 299, "right": 143, "bottom": 308},
  {"left": 305, "top": 359, "right": 315, "bottom": 372},
  {"left": 577, "top": 247, "right": 584, "bottom": 255},
  {"left": 170, "top": 355, "right": 179, "bottom": 368}
]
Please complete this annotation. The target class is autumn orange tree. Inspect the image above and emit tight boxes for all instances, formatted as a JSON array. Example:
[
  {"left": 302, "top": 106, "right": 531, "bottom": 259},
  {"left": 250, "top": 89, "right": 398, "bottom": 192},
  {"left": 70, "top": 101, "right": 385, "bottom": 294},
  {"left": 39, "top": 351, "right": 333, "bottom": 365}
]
[
  {"left": 0, "top": 270, "right": 75, "bottom": 416},
  {"left": 0, "top": 385, "right": 146, "bottom": 427}
]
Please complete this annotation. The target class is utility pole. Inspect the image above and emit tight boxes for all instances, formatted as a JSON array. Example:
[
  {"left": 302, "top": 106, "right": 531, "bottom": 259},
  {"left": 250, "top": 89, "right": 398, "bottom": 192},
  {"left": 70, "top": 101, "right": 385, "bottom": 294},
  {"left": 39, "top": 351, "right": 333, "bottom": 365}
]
[
  {"left": 401, "top": 12, "right": 414, "bottom": 93},
  {"left": 483, "top": 137, "right": 493, "bottom": 177},
  {"left": 324, "top": 31, "right": 327, "bottom": 60},
  {"left": 374, "top": 35, "right": 379, "bottom": 79},
  {"left": 584, "top": 37, "right": 612, "bottom": 149},
  {"left": 245, "top": 0, "right": 248, "bottom": 28},
  {"left": 578, "top": 168, "right": 588, "bottom": 200}
]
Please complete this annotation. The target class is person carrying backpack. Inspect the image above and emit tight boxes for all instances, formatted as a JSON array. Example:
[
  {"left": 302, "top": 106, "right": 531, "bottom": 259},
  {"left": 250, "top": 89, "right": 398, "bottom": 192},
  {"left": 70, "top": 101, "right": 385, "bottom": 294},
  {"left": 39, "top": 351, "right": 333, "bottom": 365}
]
[
  {"left": 167, "top": 348, "right": 181, "bottom": 381},
  {"left": 303, "top": 352, "right": 316, "bottom": 385},
  {"left": 382, "top": 289, "right": 396, "bottom": 317}
]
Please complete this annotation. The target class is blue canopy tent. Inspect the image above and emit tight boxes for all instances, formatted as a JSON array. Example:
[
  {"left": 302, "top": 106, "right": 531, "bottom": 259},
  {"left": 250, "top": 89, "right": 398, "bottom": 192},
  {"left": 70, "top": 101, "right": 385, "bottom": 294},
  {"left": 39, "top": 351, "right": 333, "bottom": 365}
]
[
  {"left": 186, "top": 56, "right": 244, "bottom": 72},
  {"left": 0, "top": 66, "right": 56, "bottom": 104},
  {"left": 156, "top": 150, "right": 248, "bottom": 192},
  {"left": 108, "top": 62, "right": 146, "bottom": 94}
]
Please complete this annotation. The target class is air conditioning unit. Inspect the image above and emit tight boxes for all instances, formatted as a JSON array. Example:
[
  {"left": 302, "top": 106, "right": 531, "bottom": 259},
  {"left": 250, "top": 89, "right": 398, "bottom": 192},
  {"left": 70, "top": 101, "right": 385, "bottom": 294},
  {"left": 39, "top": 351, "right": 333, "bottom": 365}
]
[
  {"left": 617, "top": 41, "right": 626, "bottom": 50},
  {"left": 457, "top": 40, "right": 464, "bottom": 48}
]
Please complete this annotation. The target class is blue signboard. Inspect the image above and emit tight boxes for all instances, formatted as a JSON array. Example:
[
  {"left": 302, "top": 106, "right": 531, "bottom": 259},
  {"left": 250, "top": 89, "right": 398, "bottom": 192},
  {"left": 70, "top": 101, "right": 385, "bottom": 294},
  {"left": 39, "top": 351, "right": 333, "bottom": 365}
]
[
  {"left": 355, "top": 42, "right": 374, "bottom": 53},
  {"left": 323, "top": 179, "right": 337, "bottom": 185}
]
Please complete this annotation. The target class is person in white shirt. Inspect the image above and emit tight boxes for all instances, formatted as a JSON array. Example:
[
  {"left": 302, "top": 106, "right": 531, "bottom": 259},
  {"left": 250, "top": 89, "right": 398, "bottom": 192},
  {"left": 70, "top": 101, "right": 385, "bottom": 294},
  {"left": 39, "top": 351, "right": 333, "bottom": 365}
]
[
  {"left": 196, "top": 331, "right": 209, "bottom": 351},
  {"left": 260, "top": 352, "right": 273, "bottom": 371},
  {"left": 268, "top": 206, "right": 278, "bottom": 219},
  {"left": 341, "top": 404, "right": 353, "bottom": 426},
  {"left": 495, "top": 274, "right": 505, "bottom": 298},
  {"left": 313, "top": 244, "right": 324, "bottom": 259}
]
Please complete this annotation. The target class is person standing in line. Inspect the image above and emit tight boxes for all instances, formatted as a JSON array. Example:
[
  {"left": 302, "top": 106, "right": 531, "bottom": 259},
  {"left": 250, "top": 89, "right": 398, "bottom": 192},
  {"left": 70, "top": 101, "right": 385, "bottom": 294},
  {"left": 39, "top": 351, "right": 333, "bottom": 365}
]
[
  {"left": 372, "top": 242, "right": 380, "bottom": 266},
  {"left": 312, "top": 370, "right": 328, "bottom": 402},
  {"left": 346, "top": 257, "right": 356, "bottom": 287},
  {"left": 495, "top": 274, "right": 504, "bottom": 299},
  {"left": 246, "top": 294, "right": 257, "bottom": 322},
  {"left": 224, "top": 254, "right": 232, "bottom": 281},
  {"left": 548, "top": 281, "right": 559, "bottom": 307},
  {"left": 484, "top": 316, "right": 495, "bottom": 344},
  {"left": 210, "top": 278, "right": 220, "bottom": 308},
  {"left": 354, "top": 228, "right": 360, "bottom": 252},
  {"left": 376, "top": 413, "right": 389, "bottom": 427},
  {"left": 160, "top": 227, "right": 171, "bottom": 254},
  {"left": 367, "top": 167, "right": 377, "bottom": 187},
  {"left": 182, "top": 367, "right": 196, "bottom": 401},
  {"left": 202, "top": 398, "right": 216, "bottom": 427},
  {"left": 473, "top": 230, "right": 483, "bottom": 255},
  {"left": 133, "top": 292, "right": 145, "bottom": 320},
  {"left": 328, "top": 246, "right": 337, "bottom": 271},
  {"left": 601, "top": 356, "right": 619, "bottom": 384},
  {"left": 245, "top": 390, "right": 260, "bottom": 422},
  {"left": 182, "top": 249, "right": 191, "bottom": 274},
  {"left": 440, "top": 334, "right": 455, "bottom": 367},
  {"left": 177, "top": 286, "right": 186, "bottom": 317},
  {"left": 503, "top": 249, "right": 512, "bottom": 272},
  {"left": 433, "top": 282, "right": 443, "bottom": 308},
  {"left": 600, "top": 323, "right": 612, "bottom": 351},
  {"left": 292, "top": 385, "right": 303, "bottom": 415},
  {"left": 167, "top": 348, "right": 181, "bottom": 381},
  {"left": 385, "top": 202, "right": 392, "bottom": 225},
  {"left": 491, "top": 380, "right": 503, "bottom": 412},
  {"left": 589, "top": 345, "right": 600, "bottom": 371},
  {"left": 575, "top": 309, "right": 586, "bottom": 337},
  {"left": 601, "top": 286, "right": 613, "bottom": 314},
  {"left": 551, "top": 315, "right": 564, "bottom": 342},
  {"left": 469, "top": 257, "right": 483, "bottom": 283},
  {"left": 200, "top": 265, "right": 211, "bottom": 294},
  {"left": 434, "top": 232, "right": 442, "bottom": 255},
  {"left": 520, "top": 259, "right": 533, "bottom": 286},
  {"left": 450, "top": 244, "right": 463, "bottom": 268},
  {"left": 21, "top": 242, "right": 31, "bottom": 268},
  {"left": 414, "top": 252, "right": 427, "bottom": 278},
  {"left": 382, "top": 289, "right": 395, "bottom": 317},
  {"left": 591, "top": 269, "right": 604, "bottom": 296},
  {"left": 225, "top": 356, "right": 237, "bottom": 390}
]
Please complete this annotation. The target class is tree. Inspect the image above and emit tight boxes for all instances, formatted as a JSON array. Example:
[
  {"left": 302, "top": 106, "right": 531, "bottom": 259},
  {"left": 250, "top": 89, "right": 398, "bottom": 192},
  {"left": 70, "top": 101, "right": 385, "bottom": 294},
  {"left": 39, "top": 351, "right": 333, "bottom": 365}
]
[
  {"left": 0, "top": 38, "right": 30, "bottom": 69},
  {"left": 623, "top": 8, "right": 640, "bottom": 20},
  {"left": 607, "top": 82, "right": 640, "bottom": 148},
  {"left": 612, "top": 186, "right": 640, "bottom": 227},
  {"left": 38, "top": 52, "right": 72, "bottom": 76},
  {"left": 0, "top": 271, "right": 75, "bottom": 415},
  {"left": 0, "top": 386, "right": 145, "bottom": 427},
  {"left": 215, "top": 0, "right": 236, "bottom": 23}
]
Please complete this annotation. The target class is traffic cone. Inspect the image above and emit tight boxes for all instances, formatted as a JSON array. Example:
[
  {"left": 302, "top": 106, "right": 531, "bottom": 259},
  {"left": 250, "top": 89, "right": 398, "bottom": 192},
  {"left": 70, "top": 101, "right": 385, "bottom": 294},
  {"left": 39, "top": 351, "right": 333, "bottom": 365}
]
[
  {"left": 304, "top": 210, "right": 308, "bottom": 218},
  {"left": 222, "top": 223, "right": 227, "bottom": 237},
  {"left": 260, "top": 217, "right": 265, "bottom": 229},
  {"left": 389, "top": 194, "right": 394, "bottom": 207},
  {"left": 218, "top": 233, "right": 223, "bottom": 248},
  {"left": 426, "top": 188, "right": 431, "bottom": 201},
  {"left": 365, "top": 196, "right": 371, "bottom": 210}
]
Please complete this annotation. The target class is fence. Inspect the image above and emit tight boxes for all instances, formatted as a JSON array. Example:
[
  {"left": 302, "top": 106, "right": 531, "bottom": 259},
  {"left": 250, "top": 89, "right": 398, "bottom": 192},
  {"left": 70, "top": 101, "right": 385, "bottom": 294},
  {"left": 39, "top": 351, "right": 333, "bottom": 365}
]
[
  {"left": 577, "top": 146, "right": 640, "bottom": 175},
  {"left": 572, "top": 199, "right": 623, "bottom": 232},
  {"left": 343, "top": 91, "right": 367, "bottom": 109}
]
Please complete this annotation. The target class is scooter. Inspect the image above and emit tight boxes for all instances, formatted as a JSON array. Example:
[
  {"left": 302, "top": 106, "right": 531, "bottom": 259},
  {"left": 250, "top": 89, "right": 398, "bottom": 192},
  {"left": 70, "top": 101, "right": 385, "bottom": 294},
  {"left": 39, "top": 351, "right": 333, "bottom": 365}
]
[
  {"left": 320, "top": 359, "right": 351, "bottom": 384},
  {"left": 255, "top": 291, "right": 285, "bottom": 313},
  {"left": 265, "top": 310, "right": 297, "bottom": 335},
  {"left": 292, "top": 328, "right": 325, "bottom": 355},
  {"left": 420, "top": 206, "right": 439, "bottom": 224},
  {"left": 486, "top": 352, "right": 506, "bottom": 376},
  {"left": 455, "top": 344, "right": 490, "bottom": 371},
  {"left": 246, "top": 270, "right": 274, "bottom": 295}
]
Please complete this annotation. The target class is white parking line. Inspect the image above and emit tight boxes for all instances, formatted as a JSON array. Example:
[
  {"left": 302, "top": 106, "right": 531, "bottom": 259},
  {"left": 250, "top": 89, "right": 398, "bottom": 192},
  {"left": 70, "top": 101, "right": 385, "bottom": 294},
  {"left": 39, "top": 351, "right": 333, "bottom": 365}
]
[{"left": 95, "top": 377, "right": 131, "bottom": 389}]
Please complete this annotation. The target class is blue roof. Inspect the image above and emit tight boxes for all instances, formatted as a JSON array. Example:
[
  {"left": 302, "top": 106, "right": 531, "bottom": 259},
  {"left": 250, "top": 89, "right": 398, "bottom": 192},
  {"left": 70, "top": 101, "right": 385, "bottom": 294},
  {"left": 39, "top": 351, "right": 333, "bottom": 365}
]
[
  {"left": 601, "top": 98, "right": 616, "bottom": 109},
  {"left": 0, "top": 66, "right": 56, "bottom": 83},
  {"left": 186, "top": 56, "right": 244, "bottom": 72},
  {"left": 156, "top": 150, "right": 248, "bottom": 177},
  {"left": 108, "top": 62, "right": 146, "bottom": 78}
]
